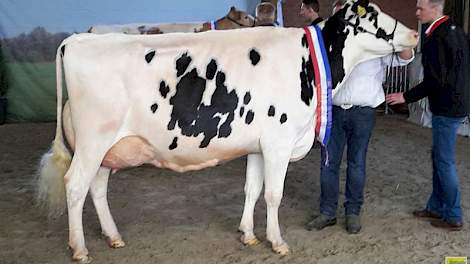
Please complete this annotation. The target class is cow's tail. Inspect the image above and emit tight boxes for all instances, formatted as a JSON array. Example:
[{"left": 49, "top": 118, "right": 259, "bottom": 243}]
[{"left": 36, "top": 42, "right": 71, "bottom": 218}]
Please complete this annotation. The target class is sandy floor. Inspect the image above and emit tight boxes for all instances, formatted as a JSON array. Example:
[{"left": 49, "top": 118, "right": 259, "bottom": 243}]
[{"left": 0, "top": 114, "right": 469, "bottom": 264}]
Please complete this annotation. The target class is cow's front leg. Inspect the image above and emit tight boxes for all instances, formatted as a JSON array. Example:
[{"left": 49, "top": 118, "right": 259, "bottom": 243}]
[
  {"left": 66, "top": 155, "right": 102, "bottom": 263},
  {"left": 239, "top": 154, "right": 264, "bottom": 246},
  {"left": 90, "top": 167, "right": 125, "bottom": 249},
  {"left": 261, "top": 143, "right": 291, "bottom": 256}
]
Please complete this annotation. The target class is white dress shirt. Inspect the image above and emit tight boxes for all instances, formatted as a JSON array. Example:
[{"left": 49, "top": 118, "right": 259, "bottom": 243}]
[{"left": 333, "top": 54, "right": 414, "bottom": 109}]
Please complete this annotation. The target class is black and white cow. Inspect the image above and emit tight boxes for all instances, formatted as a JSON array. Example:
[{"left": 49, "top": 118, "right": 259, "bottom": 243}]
[{"left": 37, "top": 0, "right": 417, "bottom": 262}]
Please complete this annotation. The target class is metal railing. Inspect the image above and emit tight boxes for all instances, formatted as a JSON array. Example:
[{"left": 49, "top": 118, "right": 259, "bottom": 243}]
[
  {"left": 382, "top": 54, "right": 423, "bottom": 114},
  {"left": 382, "top": 65, "right": 409, "bottom": 114}
]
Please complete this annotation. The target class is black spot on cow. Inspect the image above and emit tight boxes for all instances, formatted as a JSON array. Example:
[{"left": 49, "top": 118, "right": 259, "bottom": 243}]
[
  {"left": 214, "top": 72, "right": 238, "bottom": 139},
  {"left": 176, "top": 52, "right": 192, "bottom": 77},
  {"left": 60, "top": 45, "right": 66, "bottom": 57},
  {"left": 245, "top": 110, "right": 254, "bottom": 125},
  {"left": 301, "top": 34, "right": 308, "bottom": 48},
  {"left": 167, "top": 69, "right": 206, "bottom": 131},
  {"left": 268, "top": 105, "right": 275, "bottom": 117},
  {"left": 280, "top": 113, "right": 287, "bottom": 124},
  {"left": 376, "top": 28, "right": 393, "bottom": 42},
  {"left": 368, "top": 8, "right": 379, "bottom": 28},
  {"left": 218, "top": 115, "right": 232, "bottom": 138},
  {"left": 353, "top": 18, "right": 362, "bottom": 35},
  {"left": 249, "top": 49, "right": 261, "bottom": 66},
  {"left": 243, "top": 92, "right": 251, "bottom": 105},
  {"left": 321, "top": 6, "right": 348, "bottom": 89},
  {"left": 206, "top": 59, "right": 217, "bottom": 80},
  {"left": 240, "top": 106, "right": 245, "bottom": 117},
  {"left": 145, "top": 50, "right": 156, "bottom": 63},
  {"left": 169, "top": 137, "right": 178, "bottom": 150},
  {"left": 159, "top": 81, "right": 170, "bottom": 98},
  {"left": 168, "top": 68, "right": 239, "bottom": 148},
  {"left": 300, "top": 56, "right": 315, "bottom": 106},
  {"left": 150, "top": 103, "right": 158, "bottom": 113}
]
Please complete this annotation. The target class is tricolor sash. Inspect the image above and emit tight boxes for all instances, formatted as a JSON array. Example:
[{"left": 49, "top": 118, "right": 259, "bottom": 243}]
[
  {"left": 209, "top": 21, "right": 217, "bottom": 30},
  {"left": 303, "top": 25, "right": 332, "bottom": 147}
]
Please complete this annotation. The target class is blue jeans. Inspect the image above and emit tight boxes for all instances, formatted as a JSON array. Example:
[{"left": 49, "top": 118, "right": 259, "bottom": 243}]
[
  {"left": 320, "top": 106, "right": 376, "bottom": 217},
  {"left": 426, "top": 115, "right": 464, "bottom": 224}
]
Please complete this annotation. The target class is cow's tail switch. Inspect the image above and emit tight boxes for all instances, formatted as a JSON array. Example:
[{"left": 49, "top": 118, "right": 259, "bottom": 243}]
[{"left": 36, "top": 42, "right": 71, "bottom": 218}]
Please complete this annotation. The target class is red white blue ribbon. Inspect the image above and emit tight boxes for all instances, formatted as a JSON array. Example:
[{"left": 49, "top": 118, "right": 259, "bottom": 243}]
[
  {"left": 209, "top": 21, "right": 216, "bottom": 30},
  {"left": 303, "top": 25, "right": 332, "bottom": 147}
]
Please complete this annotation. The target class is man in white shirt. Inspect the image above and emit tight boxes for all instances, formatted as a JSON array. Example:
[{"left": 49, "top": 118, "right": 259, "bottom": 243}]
[{"left": 307, "top": 48, "right": 415, "bottom": 234}]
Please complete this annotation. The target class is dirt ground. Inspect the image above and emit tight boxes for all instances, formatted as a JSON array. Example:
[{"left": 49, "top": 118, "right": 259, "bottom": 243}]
[{"left": 0, "top": 114, "right": 469, "bottom": 264}]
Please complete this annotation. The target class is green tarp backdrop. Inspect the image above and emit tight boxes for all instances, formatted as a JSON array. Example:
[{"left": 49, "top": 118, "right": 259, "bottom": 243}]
[{"left": 0, "top": 0, "right": 256, "bottom": 122}]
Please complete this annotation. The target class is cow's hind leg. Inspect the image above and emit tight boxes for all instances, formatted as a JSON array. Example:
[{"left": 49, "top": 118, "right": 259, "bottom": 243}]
[
  {"left": 65, "top": 152, "right": 103, "bottom": 263},
  {"left": 261, "top": 141, "right": 291, "bottom": 256},
  {"left": 90, "top": 167, "right": 125, "bottom": 249},
  {"left": 239, "top": 153, "right": 264, "bottom": 246},
  {"left": 66, "top": 130, "right": 118, "bottom": 263}
]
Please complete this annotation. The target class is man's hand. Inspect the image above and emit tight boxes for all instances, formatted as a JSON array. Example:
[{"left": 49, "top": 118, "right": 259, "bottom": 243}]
[
  {"left": 398, "top": 48, "right": 414, "bottom": 60},
  {"left": 385, "top": 93, "right": 405, "bottom": 105}
]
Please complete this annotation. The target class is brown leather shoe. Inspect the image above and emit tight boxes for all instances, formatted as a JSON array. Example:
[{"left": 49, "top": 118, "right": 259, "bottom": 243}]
[
  {"left": 430, "top": 219, "right": 463, "bottom": 231},
  {"left": 412, "top": 209, "right": 441, "bottom": 219}
]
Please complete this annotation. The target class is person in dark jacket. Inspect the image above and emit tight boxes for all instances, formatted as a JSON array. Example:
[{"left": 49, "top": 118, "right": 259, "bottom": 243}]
[
  {"left": 299, "top": 0, "right": 323, "bottom": 26},
  {"left": 386, "top": 0, "right": 470, "bottom": 231}
]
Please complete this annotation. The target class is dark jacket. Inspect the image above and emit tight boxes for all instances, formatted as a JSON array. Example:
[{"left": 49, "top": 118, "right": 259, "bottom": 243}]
[
  {"left": 404, "top": 19, "right": 470, "bottom": 117},
  {"left": 311, "top": 17, "right": 324, "bottom": 26}
]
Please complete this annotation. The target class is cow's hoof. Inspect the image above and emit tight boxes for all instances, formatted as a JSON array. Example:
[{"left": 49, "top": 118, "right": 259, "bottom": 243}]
[
  {"left": 272, "top": 243, "right": 289, "bottom": 256},
  {"left": 72, "top": 255, "right": 93, "bottom": 264},
  {"left": 241, "top": 235, "right": 261, "bottom": 246},
  {"left": 108, "top": 238, "right": 126, "bottom": 248}
]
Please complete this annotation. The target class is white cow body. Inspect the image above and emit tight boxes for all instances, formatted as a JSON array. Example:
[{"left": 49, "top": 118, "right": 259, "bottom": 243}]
[
  {"left": 62, "top": 29, "right": 316, "bottom": 171},
  {"left": 37, "top": 1, "right": 418, "bottom": 262}
]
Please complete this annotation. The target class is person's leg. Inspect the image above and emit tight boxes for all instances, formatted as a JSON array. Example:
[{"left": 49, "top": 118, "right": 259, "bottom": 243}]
[
  {"left": 307, "top": 106, "right": 347, "bottom": 230},
  {"left": 344, "top": 106, "right": 376, "bottom": 217},
  {"left": 343, "top": 106, "right": 375, "bottom": 234},
  {"left": 430, "top": 115, "right": 463, "bottom": 225},
  {"left": 424, "top": 148, "right": 444, "bottom": 217},
  {"left": 320, "top": 106, "right": 347, "bottom": 218}
]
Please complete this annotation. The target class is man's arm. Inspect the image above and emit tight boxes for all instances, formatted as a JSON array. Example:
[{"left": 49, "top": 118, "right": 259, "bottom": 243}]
[
  {"left": 385, "top": 81, "right": 429, "bottom": 105},
  {"left": 385, "top": 48, "right": 428, "bottom": 105}
]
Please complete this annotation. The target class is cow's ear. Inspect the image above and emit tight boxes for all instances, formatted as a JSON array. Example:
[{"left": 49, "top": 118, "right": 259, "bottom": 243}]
[{"left": 230, "top": 6, "right": 236, "bottom": 12}]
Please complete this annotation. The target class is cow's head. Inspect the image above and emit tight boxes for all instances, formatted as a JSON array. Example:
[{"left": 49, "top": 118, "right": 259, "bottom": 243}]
[
  {"left": 322, "top": 0, "right": 418, "bottom": 89},
  {"left": 226, "top": 6, "right": 255, "bottom": 27}
]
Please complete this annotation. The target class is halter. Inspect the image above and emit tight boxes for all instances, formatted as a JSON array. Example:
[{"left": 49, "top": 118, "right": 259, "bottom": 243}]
[
  {"left": 338, "top": 15, "right": 398, "bottom": 44},
  {"left": 339, "top": 14, "right": 400, "bottom": 81}
]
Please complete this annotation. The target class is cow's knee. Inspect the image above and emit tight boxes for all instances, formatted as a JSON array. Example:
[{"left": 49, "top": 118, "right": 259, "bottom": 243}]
[{"left": 264, "top": 189, "right": 282, "bottom": 207}]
